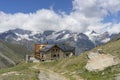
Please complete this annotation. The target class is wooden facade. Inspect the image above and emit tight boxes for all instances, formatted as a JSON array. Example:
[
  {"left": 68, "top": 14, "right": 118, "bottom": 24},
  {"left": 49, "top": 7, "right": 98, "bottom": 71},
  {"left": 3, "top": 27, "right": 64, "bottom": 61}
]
[{"left": 34, "top": 44, "right": 75, "bottom": 61}]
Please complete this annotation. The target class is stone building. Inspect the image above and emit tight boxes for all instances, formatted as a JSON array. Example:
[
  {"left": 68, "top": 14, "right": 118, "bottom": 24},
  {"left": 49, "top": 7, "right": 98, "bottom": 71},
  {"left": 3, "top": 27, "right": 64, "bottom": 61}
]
[{"left": 34, "top": 44, "right": 75, "bottom": 61}]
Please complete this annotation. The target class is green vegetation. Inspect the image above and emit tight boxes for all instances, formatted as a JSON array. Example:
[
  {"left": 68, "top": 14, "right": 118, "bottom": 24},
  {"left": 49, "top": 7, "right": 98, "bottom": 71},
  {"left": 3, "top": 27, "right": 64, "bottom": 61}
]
[
  {"left": 0, "top": 62, "right": 39, "bottom": 80},
  {"left": 0, "top": 39, "right": 120, "bottom": 80},
  {"left": 93, "top": 39, "right": 120, "bottom": 57},
  {"left": 4, "top": 42, "right": 32, "bottom": 59},
  {"left": 37, "top": 39, "right": 120, "bottom": 80},
  {"left": 0, "top": 40, "right": 32, "bottom": 68}
]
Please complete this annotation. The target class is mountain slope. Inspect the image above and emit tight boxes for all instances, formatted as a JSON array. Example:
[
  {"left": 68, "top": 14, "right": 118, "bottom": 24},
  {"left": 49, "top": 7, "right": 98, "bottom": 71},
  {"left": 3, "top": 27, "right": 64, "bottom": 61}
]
[
  {"left": 1, "top": 28, "right": 118, "bottom": 55},
  {"left": 0, "top": 29, "right": 96, "bottom": 55},
  {"left": 110, "top": 33, "right": 120, "bottom": 42},
  {"left": 0, "top": 40, "right": 32, "bottom": 68},
  {"left": 85, "top": 30, "right": 118, "bottom": 45},
  {"left": 0, "top": 36, "right": 120, "bottom": 80},
  {"left": 37, "top": 37, "right": 120, "bottom": 80}
]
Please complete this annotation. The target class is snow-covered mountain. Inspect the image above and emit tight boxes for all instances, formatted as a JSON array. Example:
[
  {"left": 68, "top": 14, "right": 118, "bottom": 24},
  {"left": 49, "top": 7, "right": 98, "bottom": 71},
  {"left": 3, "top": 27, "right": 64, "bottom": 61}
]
[
  {"left": 85, "top": 30, "right": 118, "bottom": 46},
  {"left": 0, "top": 28, "right": 118, "bottom": 55}
]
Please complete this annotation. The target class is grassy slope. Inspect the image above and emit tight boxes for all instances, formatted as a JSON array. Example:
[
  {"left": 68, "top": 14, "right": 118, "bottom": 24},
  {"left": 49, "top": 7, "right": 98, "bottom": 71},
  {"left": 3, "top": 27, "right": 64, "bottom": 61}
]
[
  {"left": 0, "top": 40, "right": 32, "bottom": 68},
  {"left": 4, "top": 42, "right": 32, "bottom": 59},
  {"left": 0, "top": 39, "right": 120, "bottom": 80},
  {"left": 0, "top": 62, "right": 39, "bottom": 80},
  {"left": 37, "top": 39, "right": 120, "bottom": 80}
]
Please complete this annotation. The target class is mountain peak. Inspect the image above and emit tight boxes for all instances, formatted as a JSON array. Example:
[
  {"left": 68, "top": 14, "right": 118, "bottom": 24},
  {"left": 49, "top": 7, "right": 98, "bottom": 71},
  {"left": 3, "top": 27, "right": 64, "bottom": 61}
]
[
  {"left": 91, "top": 30, "right": 97, "bottom": 34},
  {"left": 11, "top": 28, "right": 32, "bottom": 35}
]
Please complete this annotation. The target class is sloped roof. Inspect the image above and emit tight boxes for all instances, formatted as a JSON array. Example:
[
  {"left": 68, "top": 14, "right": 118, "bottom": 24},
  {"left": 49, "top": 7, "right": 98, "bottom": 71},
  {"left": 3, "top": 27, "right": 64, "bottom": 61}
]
[
  {"left": 40, "top": 44, "right": 54, "bottom": 52},
  {"left": 57, "top": 44, "right": 75, "bottom": 52},
  {"left": 40, "top": 44, "right": 75, "bottom": 52}
]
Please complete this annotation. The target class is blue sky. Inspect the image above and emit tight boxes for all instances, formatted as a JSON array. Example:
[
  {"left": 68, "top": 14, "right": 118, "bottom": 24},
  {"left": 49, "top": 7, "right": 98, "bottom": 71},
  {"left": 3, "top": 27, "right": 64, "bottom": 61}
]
[
  {"left": 0, "top": 0, "right": 120, "bottom": 33},
  {"left": 0, "top": 0, "right": 73, "bottom": 14},
  {"left": 103, "top": 11, "right": 120, "bottom": 23}
]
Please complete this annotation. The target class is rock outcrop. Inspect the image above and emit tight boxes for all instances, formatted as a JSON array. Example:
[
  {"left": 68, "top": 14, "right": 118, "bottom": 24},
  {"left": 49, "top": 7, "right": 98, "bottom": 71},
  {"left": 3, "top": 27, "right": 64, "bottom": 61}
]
[{"left": 85, "top": 52, "right": 119, "bottom": 71}]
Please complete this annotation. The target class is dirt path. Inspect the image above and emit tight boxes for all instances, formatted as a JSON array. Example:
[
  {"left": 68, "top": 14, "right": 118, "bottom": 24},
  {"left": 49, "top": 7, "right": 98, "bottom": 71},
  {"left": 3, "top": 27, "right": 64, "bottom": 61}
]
[{"left": 38, "top": 69, "right": 68, "bottom": 80}]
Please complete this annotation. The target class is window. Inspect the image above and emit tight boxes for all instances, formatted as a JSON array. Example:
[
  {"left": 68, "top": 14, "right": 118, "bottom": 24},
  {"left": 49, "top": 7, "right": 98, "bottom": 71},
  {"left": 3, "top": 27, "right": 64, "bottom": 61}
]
[
  {"left": 57, "top": 54, "right": 59, "bottom": 57},
  {"left": 53, "top": 55, "right": 56, "bottom": 57},
  {"left": 53, "top": 47, "right": 58, "bottom": 51},
  {"left": 52, "top": 54, "right": 59, "bottom": 57}
]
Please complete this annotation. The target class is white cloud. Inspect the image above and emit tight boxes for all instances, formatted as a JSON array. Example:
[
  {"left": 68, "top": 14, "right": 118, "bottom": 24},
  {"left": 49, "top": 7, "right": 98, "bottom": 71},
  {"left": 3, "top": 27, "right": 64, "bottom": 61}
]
[
  {"left": 0, "top": 0, "right": 120, "bottom": 34},
  {"left": 72, "top": 0, "right": 120, "bottom": 33},
  {"left": 108, "top": 23, "right": 120, "bottom": 34}
]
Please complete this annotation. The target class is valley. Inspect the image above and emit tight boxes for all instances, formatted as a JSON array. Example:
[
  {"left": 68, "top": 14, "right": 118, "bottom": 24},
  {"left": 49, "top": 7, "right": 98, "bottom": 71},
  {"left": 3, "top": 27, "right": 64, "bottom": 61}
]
[
  {"left": 0, "top": 0, "right": 120, "bottom": 80},
  {"left": 0, "top": 33, "right": 120, "bottom": 80},
  {"left": 0, "top": 28, "right": 118, "bottom": 55},
  {"left": 0, "top": 40, "right": 32, "bottom": 68}
]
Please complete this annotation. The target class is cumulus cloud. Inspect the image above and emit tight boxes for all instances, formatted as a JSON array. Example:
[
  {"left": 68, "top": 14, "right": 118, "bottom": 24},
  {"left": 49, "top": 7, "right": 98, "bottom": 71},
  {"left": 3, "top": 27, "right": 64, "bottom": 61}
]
[
  {"left": 0, "top": 0, "right": 120, "bottom": 34},
  {"left": 72, "top": 0, "right": 120, "bottom": 33},
  {"left": 108, "top": 23, "right": 120, "bottom": 34}
]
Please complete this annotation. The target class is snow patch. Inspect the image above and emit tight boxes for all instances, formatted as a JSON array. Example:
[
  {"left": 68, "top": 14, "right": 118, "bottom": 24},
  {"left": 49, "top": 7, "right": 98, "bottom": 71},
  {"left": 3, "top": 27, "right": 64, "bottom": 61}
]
[
  {"left": 15, "top": 33, "right": 33, "bottom": 41},
  {"left": 46, "top": 32, "right": 61, "bottom": 40},
  {"left": 101, "top": 38, "right": 110, "bottom": 43},
  {"left": 61, "top": 34, "right": 70, "bottom": 40}
]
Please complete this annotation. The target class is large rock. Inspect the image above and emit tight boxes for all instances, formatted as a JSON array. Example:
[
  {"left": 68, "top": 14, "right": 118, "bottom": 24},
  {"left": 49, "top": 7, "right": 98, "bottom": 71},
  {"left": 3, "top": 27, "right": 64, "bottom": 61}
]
[
  {"left": 115, "top": 74, "right": 120, "bottom": 80},
  {"left": 85, "top": 52, "right": 119, "bottom": 71}
]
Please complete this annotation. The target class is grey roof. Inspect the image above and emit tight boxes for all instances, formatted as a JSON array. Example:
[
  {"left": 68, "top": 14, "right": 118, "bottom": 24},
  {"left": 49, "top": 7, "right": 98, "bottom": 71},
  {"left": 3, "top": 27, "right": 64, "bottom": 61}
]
[
  {"left": 57, "top": 45, "right": 75, "bottom": 52},
  {"left": 40, "top": 44, "right": 75, "bottom": 52},
  {"left": 40, "top": 44, "right": 54, "bottom": 52}
]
